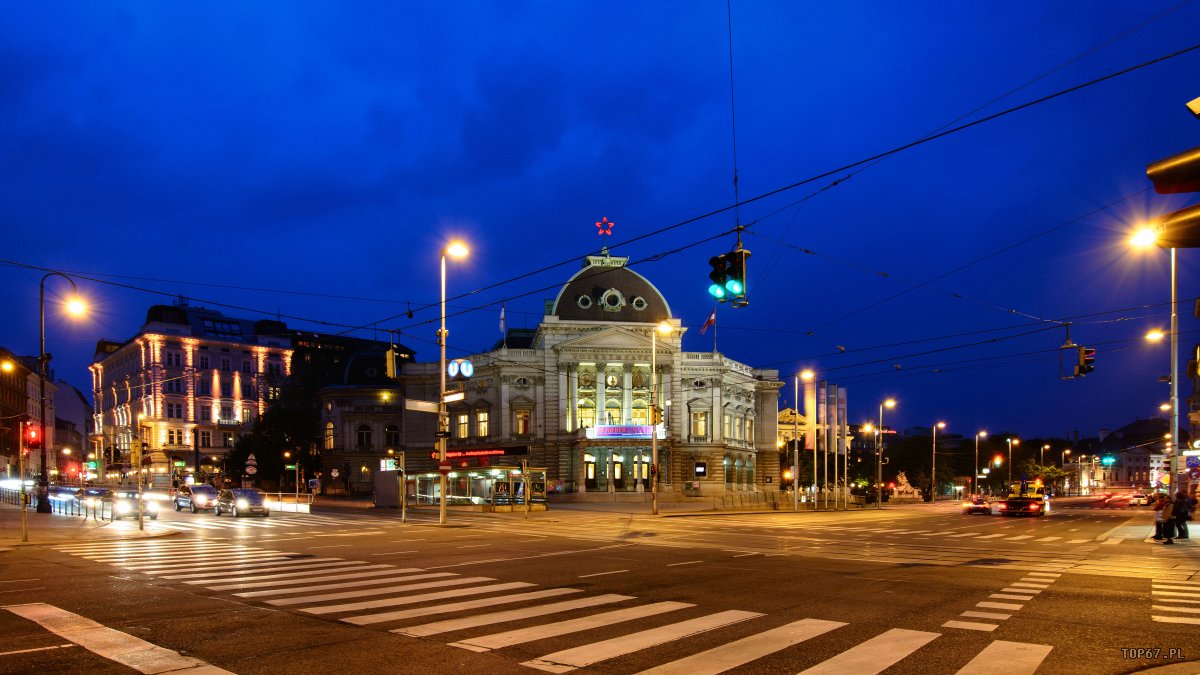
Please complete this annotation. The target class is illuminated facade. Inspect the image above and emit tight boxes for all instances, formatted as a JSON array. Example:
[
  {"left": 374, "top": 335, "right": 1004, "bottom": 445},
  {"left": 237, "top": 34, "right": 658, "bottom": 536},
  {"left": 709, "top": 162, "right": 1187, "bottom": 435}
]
[
  {"left": 89, "top": 304, "right": 292, "bottom": 486},
  {"left": 389, "top": 253, "right": 783, "bottom": 498}
]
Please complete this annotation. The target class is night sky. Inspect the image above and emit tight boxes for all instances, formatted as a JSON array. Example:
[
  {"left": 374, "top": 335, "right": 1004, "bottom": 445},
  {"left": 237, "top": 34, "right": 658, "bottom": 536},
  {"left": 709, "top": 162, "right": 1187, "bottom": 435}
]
[{"left": 2, "top": 2, "right": 1199, "bottom": 440}]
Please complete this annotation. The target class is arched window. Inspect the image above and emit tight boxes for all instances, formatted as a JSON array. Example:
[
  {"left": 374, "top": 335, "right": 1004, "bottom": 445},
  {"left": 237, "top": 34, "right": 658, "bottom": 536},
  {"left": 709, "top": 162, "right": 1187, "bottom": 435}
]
[
  {"left": 630, "top": 398, "right": 649, "bottom": 425},
  {"left": 356, "top": 424, "right": 372, "bottom": 450},
  {"left": 384, "top": 424, "right": 400, "bottom": 448},
  {"left": 324, "top": 422, "right": 335, "bottom": 450}
]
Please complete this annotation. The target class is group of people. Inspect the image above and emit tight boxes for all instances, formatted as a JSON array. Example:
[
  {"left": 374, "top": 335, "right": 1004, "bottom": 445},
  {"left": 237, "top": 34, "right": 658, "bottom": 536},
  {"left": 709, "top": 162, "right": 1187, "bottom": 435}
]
[{"left": 1153, "top": 490, "right": 1197, "bottom": 544}]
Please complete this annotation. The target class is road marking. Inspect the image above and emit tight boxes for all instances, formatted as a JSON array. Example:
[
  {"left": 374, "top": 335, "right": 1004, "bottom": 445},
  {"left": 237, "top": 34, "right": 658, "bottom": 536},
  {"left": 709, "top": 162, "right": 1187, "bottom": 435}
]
[
  {"left": 1003, "top": 587, "right": 1043, "bottom": 594},
  {"left": 1025, "top": 572, "right": 1059, "bottom": 578},
  {"left": 1101, "top": 538, "right": 1123, "bottom": 545},
  {"left": 521, "top": 610, "right": 761, "bottom": 673},
  {"left": 962, "top": 611, "right": 1010, "bottom": 620},
  {"left": 732, "top": 553, "right": 758, "bottom": 558},
  {"left": 235, "top": 572, "right": 456, "bottom": 598},
  {"left": 1153, "top": 615, "right": 1200, "bottom": 624},
  {"left": 955, "top": 640, "right": 1052, "bottom": 675},
  {"left": 1154, "top": 598, "right": 1200, "bottom": 604},
  {"left": 3, "top": 603, "right": 233, "bottom": 674},
  {"left": 639, "top": 617, "right": 847, "bottom": 675},
  {"left": 666, "top": 560, "right": 704, "bottom": 567},
  {"left": 0, "top": 579, "right": 40, "bottom": 584},
  {"left": 304, "top": 581, "right": 535, "bottom": 615},
  {"left": 1034, "top": 537, "right": 1061, "bottom": 542},
  {"left": 450, "top": 601, "right": 693, "bottom": 652},
  {"left": 942, "top": 620, "right": 997, "bottom": 632},
  {"left": 371, "top": 551, "right": 418, "bottom": 556},
  {"left": 1153, "top": 591, "right": 1200, "bottom": 598},
  {"left": 267, "top": 575, "right": 496, "bottom": 606},
  {"left": 1067, "top": 539, "right": 1089, "bottom": 544},
  {"left": 1011, "top": 582, "right": 1049, "bottom": 589},
  {"left": 306, "top": 544, "right": 352, "bottom": 549},
  {"left": 796, "top": 628, "right": 940, "bottom": 675},
  {"left": 0, "top": 644, "right": 76, "bottom": 657},
  {"left": 457, "top": 544, "right": 490, "bottom": 549},
  {"left": 977, "top": 601, "right": 1023, "bottom": 611},
  {"left": 1155, "top": 584, "right": 1200, "bottom": 590},
  {"left": 351, "top": 588, "right": 581, "bottom": 626},
  {"left": 579, "top": 570, "right": 628, "bottom": 578},
  {"left": 1007, "top": 535, "right": 1033, "bottom": 541},
  {"left": 990, "top": 594, "right": 1034, "bottom": 601},
  {"left": 164, "top": 560, "right": 366, "bottom": 581},
  {"left": 947, "top": 533, "right": 980, "bottom": 538},
  {"left": 205, "top": 566, "right": 416, "bottom": 591},
  {"left": 397, "top": 594, "right": 634, "bottom": 637},
  {"left": 1153, "top": 605, "right": 1200, "bottom": 613}
]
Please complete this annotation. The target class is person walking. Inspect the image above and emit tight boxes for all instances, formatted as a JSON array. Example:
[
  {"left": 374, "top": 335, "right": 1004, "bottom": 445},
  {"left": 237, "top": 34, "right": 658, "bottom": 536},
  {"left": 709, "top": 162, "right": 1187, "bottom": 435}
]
[
  {"left": 1154, "top": 494, "right": 1169, "bottom": 540},
  {"left": 1174, "top": 490, "right": 1192, "bottom": 540},
  {"left": 1162, "top": 494, "right": 1178, "bottom": 545}
]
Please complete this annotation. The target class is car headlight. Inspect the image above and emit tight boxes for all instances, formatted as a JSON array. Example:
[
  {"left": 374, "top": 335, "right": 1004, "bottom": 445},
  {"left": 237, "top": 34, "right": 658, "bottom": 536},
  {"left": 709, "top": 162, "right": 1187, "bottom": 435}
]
[
  {"left": 115, "top": 501, "right": 131, "bottom": 514},
  {"left": 194, "top": 497, "right": 206, "bottom": 505},
  {"left": 146, "top": 501, "right": 158, "bottom": 512},
  {"left": 236, "top": 499, "right": 249, "bottom": 508}
]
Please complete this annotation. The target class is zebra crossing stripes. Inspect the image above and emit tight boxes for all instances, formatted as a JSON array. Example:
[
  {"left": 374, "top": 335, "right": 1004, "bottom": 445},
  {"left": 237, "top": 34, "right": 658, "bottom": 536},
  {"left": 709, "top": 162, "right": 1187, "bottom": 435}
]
[
  {"left": 448, "top": 601, "right": 693, "bottom": 652},
  {"left": 1152, "top": 579, "right": 1200, "bottom": 624},
  {"left": 236, "top": 572, "right": 458, "bottom": 598},
  {"left": 349, "top": 588, "right": 583, "bottom": 626},
  {"left": 396, "top": 594, "right": 636, "bottom": 638},
  {"left": 161, "top": 559, "right": 364, "bottom": 580},
  {"left": 798, "top": 628, "right": 940, "bottom": 675},
  {"left": 303, "top": 581, "right": 536, "bottom": 615},
  {"left": 956, "top": 640, "right": 1053, "bottom": 675},
  {"left": 205, "top": 566, "right": 412, "bottom": 591},
  {"left": 638, "top": 618, "right": 846, "bottom": 675},
  {"left": 946, "top": 572, "right": 1062, "bottom": 632},
  {"left": 266, "top": 576, "right": 496, "bottom": 606},
  {"left": 520, "top": 610, "right": 762, "bottom": 673}
]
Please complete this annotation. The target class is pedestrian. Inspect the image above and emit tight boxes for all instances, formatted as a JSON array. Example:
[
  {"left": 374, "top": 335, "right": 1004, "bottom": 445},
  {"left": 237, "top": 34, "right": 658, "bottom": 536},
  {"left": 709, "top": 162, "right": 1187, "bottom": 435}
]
[
  {"left": 1163, "top": 495, "right": 1178, "bottom": 545},
  {"left": 1174, "top": 490, "right": 1191, "bottom": 540},
  {"left": 1153, "top": 494, "right": 1168, "bottom": 540}
]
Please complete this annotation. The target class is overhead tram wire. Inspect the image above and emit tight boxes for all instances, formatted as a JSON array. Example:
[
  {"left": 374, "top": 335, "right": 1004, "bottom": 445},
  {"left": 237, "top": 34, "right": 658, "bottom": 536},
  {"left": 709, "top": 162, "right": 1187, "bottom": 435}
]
[
  {"left": 346, "top": 42, "right": 1200, "bottom": 336},
  {"left": 753, "top": 0, "right": 1194, "bottom": 285}
]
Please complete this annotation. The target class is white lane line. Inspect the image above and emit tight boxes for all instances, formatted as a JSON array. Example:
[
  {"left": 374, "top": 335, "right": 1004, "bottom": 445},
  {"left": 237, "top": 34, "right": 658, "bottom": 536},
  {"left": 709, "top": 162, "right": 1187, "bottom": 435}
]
[
  {"left": 990, "top": 594, "right": 1034, "bottom": 601},
  {"left": 978, "top": 601, "right": 1024, "bottom": 611},
  {"left": 955, "top": 640, "right": 1052, "bottom": 675},
  {"left": 1153, "top": 605, "right": 1200, "bottom": 613},
  {"left": 796, "top": 628, "right": 940, "bottom": 675},
  {"left": 371, "top": 551, "right": 418, "bottom": 556},
  {"left": 0, "top": 587, "right": 48, "bottom": 595},
  {"left": 3, "top": 603, "right": 233, "bottom": 674},
  {"left": 1007, "top": 535, "right": 1033, "bottom": 541},
  {"left": 1154, "top": 584, "right": 1200, "bottom": 591},
  {"left": 267, "top": 576, "right": 495, "bottom": 606},
  {"left": 0, "top": 579, "right": 40, "bottom": 584},
  {"left": 962, "top": 611, "right": 1010, "bottom": 620},
  {"left": 457, "top": 544, "right": 490, "bottom": 549},
  {"left": 235, "top": 573, "right": 457, "bottom": 598},
  {"left": 204, "top": 566, "right": 412, "bottom": 591},
  {"left": 1025, "top": 573, "right": 1059, "bottom": 578},
  {"left": 396, "top": 594, "right": 634, "bottom": 637},
  {"left": 1101, "top": 539, "right": 1123, "bottom": 545},
  {"left": 1002, "top": 588, "right": 1042, "bottom": 595},
  {"left": 638, "top": 617, "right": 848, "bottom": 675},
  {"left": 1011, "top": 583, "right": 1050, "bottom": 589},
  {"left": 1153, "top": 616, "right": 1200, "bottom": 624},
  {"left": 1034, "top": 537, "right": 1061, "bottom": 542},
  {"left": 1154, "top": 598, "right": 1200, "bottom": 605},
  {"left": 579, "top": 570, "right": 628, "bottom": 578},
  {"left": 520, "top": 610, "right": 762, "bottom": 673},
  {"left": 449, "top": 601, "right": 693, "bottom": 652},
  {"left": 133, "top": 555, "right": 304, "bottom": 573},
  {"left": 1155, "top": 579, "right": 1200, "bottom": 586},
  {"left": 306, "top": 545, "right": 352, "bottom": 550},
  {"left": 942, "top": 620, "right": 997, "bottom": 632},
  {"left": 947, "top": 533, "right": 980, "bottom": 538},
  {"left": 163, "top": 560, "right": 366, "bottom": 581},
  {"left": 732, "top": 553, "right": 758, "bottom": 558},
  {"left": 974, "top": 534, "right": 1003, "bottom": 539},
  {"left": 350, "top": 588, "right": 581, "bottom": 626},
  {"left": 303, "top": 581, "right": 535, "bottom": 615},
  {"left": 0, "top": 644, "right": 75, "bottom": 657},
  {"left": 1153, "top": 591, "right": 1200, "bottom": 598},
  {"left": 666, "top": 561, "right": 703, "bottom": 567},
  {"left": 1067, "top": 539, "right": 1089, "bottom": 544}
]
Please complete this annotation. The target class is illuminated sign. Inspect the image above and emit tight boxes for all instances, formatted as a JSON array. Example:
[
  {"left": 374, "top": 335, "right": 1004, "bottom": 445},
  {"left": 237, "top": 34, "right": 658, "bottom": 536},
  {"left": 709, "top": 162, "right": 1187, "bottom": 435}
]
[
  {"left": 585, "top": 425, "right": 666, "bottom": 440},
  {"left": 1101, "top": 456, "right": 1116, "bottom": 467},
  {"left": 428, "top": 447, "right": 529, "bottom": 460},
  {"left": 447, "top": 359, "right": 474, "bottom": 379}
]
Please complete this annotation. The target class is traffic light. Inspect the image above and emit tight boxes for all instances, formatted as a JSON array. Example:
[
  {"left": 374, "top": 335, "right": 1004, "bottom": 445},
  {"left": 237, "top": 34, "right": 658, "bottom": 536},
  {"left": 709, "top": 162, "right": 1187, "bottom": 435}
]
[
  {"left": 1074, "top": 346, "right": 1096, "bottom": 377},
  {"left": 708, "top": 254, "right": 729, "bottom": 301},
  {"left": 385, "top": 347, "right": 398, "bottom": 379},
  {"left": 23, "top": 423, "right": 41, "bottom": 450},
  {"left": 725, "top": 247, "right": 750, "bottom": 307},
  {"left": 1145, "top": 135, "right": 1200, "bottom": 246}
]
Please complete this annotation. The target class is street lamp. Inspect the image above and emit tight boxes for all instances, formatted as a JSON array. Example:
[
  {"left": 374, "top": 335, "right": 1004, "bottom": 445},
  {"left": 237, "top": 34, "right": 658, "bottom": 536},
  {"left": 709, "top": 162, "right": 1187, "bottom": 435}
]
[
  {"left": 438, "top": 240, "right": 469, "bottom": 526},
  {"left": 974, "top": 430, "right": 987, "bottom": 495},
  {"left": 37, "top": 273, "right": 87, "bottom": 513},
  {"left": 650, "top": 320, "right": 671, "bottom": 516},
  {"left": 876, "top": 398, "right": 896, "bottom": 509},
  {"left": 931, "top": 422, "right": 945, "bottom": 501},
  {"left": 792, "top": 369, "right": 814, "bottom": 513},
  {"left": 1061, "top": 448, "right": 1072, "bottom": 494},
  {"left": 1132, "top": 227, "right": 1181, "bottom": 490},
  {"left": 1006, "top": 437, "right": 1019, "bottom": 484},
  {"left": 1041, "top": 443, "right": 1050, "bottom": 465}
]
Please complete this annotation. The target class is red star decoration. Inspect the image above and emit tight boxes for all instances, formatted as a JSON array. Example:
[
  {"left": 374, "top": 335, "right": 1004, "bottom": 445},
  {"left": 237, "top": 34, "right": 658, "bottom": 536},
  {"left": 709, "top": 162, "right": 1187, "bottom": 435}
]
[{"left": 595, "top": 217, "right": 614, "bottom": 236}]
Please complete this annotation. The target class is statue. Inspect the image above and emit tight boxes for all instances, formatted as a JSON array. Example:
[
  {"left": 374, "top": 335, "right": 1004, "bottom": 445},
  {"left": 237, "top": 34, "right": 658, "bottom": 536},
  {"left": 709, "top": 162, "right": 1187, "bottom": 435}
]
[{"left": 893, "top": 471, "right": 922, "bottom": 501}]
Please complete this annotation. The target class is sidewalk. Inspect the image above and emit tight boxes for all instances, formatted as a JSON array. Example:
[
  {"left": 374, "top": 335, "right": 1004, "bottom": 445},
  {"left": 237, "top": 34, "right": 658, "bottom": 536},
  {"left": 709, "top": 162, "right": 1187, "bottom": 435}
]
[{"left": 0, "top": 503, "right": 174, "bottom": 548}]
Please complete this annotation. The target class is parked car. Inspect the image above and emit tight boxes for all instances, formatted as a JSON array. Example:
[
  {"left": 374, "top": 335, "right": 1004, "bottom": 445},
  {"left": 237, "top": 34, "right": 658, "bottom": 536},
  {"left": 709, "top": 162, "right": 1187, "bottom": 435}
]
[
  {"left": 961, "top": 495, "right": 991, "bottom": 515},
  {"left": 1129, "top": 492, "right": 1149, "bottom": 506},
  {"left": 174, "top": 484, "right": 219, "bottom": 513},
  {"left": 214, "top": 488, "right": 270, "bottom": 517},
  {"left": 111, "top": 490, "right": 159, "bottom": 520}
]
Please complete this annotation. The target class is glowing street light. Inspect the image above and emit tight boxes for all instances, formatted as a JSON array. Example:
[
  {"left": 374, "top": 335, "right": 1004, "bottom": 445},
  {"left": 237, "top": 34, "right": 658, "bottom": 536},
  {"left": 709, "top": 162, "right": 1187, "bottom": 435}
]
[
  {"left": 650, "top": 320, "right": 671, "bottom": 515},
  {"left": 1007, "top": 437, "right": 1020, "bottom": 483},
  {"left": 876, "top": 398, "right": 896, "bottom": 509},
  {"left": 36, "top": 273, "right": 88, "bottom": 513},
  {"left": 1146, "top": 329, "right": 1166, "bottom": 343},
  {"left": 932, "top": 422, "right": 946, "bottom": 501},
  {"left": 438, "top": 239, "right": 469, "bottom": 526}
]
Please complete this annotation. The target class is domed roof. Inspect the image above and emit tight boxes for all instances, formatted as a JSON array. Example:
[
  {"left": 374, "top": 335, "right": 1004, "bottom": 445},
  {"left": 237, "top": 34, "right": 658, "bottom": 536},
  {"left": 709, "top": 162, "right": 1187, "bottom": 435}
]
[{"left": 552, "top": 254, "right": 671, "bottom": 323}]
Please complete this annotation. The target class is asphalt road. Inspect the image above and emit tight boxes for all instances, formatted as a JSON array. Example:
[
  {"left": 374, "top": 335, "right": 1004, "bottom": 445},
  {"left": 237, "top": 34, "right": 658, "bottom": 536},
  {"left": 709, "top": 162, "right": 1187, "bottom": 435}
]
[{"left": 1, "top": 496, "right": 1196, "bottom": 674}]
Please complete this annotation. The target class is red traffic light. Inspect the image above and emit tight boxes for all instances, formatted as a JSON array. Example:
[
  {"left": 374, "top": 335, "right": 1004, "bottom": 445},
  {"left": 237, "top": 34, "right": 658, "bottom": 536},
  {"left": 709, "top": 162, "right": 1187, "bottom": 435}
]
[{"left": 23, "top": 423, "right": 41, "bottom": 449}]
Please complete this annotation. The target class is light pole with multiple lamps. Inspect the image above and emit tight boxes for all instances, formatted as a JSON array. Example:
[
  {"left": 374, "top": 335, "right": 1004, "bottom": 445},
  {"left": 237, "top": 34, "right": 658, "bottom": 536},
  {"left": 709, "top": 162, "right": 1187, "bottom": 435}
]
[
  {"left": 37, "top": 273, "right": 87, "bottom": 513},
  {"left": 974, "top": 430, "right": 987, "bottom": 495},
  {"left": 931, "top": 421, "right": 945, "bottom": 501},
  {"left": 438, "top": 240, "right": 469, "bottom": 526},
  {"left": 1006, "top": 437, "right": 1019, "bottom": 484},
  {"left": 649, "top": 321, "right": 671, "bottom": 515},
  {"left": 876, "top": 398, "right": 896, "bottom": 509}
]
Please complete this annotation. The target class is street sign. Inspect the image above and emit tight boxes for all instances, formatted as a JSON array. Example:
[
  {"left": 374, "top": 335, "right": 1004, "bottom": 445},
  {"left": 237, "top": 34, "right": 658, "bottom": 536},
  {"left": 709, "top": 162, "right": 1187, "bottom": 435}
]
[
  {"left": 246, "top": 454, "right": 258, "bottom": 466},
  {"left": 86, "top": 461, "right": 98, "bottom": 470},
  {"left": 245, "top": 466, "right": 258, "bottom": 475},
  {"left": 405, "top": 399, "right": 439, "bottom": 413},
  {"left": 1188, "top": 456, "right": 1200, "bottom": 469},
  {"left": 438, "top": 464, "right": 452, "bottom": 475},
  {"left": 331, "top": 468, "right": 340, "bottom": 478},
  {"left": 285, "top": 464, "right": 297, "bottom": 470},
  {"left": 1191, "top": 468, "right": 1200, "bottom": 480},
  {"left": 173, "top": 461, "right": 186, "bottom": 467}
]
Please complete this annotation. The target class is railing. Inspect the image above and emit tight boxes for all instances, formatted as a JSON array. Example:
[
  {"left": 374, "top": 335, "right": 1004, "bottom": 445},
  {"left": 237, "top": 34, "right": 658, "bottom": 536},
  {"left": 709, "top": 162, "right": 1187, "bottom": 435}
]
[{"left": 263, "top": 492, "right": 314, "bottom": 513}]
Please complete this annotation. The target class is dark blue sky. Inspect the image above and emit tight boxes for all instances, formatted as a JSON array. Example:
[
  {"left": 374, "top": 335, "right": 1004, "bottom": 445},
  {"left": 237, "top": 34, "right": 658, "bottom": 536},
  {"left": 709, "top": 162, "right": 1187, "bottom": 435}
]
[{"left": 2, "top": 1, "right": 1198, "bottom": 438}]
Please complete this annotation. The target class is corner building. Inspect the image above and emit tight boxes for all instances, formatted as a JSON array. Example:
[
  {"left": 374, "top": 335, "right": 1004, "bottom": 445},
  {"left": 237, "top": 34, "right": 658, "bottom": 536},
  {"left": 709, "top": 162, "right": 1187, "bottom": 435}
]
[{"left": 410, "top": 253, "right": 782, "bottom": 498}]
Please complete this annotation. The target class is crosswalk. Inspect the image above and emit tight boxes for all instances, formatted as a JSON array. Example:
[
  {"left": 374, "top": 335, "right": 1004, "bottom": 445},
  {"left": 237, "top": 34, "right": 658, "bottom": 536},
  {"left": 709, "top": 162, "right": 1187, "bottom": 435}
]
[
  {"left": 112, "top": 512, "right": 392, "bottom": 532},
  {"left": 54, "top": 539, "right": 1056, "bottom": 673},
  {"left": 1151, "top": 578, "right": 1200, "bottom": 625}
]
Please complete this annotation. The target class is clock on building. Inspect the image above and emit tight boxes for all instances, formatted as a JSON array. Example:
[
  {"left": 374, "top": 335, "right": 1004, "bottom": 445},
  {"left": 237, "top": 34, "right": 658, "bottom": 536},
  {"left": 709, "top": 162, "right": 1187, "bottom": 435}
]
[{"left": 605, "top": 373, "right": 619, "bottom": 387}]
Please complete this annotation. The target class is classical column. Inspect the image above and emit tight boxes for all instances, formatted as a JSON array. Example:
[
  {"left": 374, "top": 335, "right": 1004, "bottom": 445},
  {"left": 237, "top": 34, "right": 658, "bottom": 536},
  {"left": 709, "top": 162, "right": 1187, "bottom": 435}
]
[{"left": 622, "top": 364, "right": 633, "bottom": 424}]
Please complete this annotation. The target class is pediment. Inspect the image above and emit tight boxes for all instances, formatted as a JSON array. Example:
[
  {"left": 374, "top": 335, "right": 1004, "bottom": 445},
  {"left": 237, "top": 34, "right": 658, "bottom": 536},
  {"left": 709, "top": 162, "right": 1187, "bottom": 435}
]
[{"left": 553, "top": 326, "right": 674, "bottom": 353}]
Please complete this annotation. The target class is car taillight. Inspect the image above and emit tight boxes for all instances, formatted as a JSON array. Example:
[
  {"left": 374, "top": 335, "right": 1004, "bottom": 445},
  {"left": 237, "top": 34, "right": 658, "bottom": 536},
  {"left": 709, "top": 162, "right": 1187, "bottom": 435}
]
[
  {"left": 999, "top": 504, "right": 1007, "bottom": 510},
  {"left": 1029, "top": 504, "right": 1039, "bottom": 510},
  {"left": 962, "top": 501, "right": 971, "bottom": 507}
]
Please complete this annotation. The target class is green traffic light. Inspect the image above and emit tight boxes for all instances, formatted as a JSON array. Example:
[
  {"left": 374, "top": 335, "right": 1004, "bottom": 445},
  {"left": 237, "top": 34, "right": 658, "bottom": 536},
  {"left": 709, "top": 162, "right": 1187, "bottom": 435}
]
[
  {"left": 708, "top": 283, "right": 726, "bottom": 298},
  {"left": 724, "top": 278, "right": 744, "bottom": 294}
]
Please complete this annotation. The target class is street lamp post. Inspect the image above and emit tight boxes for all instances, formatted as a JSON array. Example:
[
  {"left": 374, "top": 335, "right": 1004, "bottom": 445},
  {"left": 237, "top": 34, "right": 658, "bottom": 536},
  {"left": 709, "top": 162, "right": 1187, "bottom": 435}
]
[
  {"left": 650, "top": 321, "right": 671, "bottom": 516},
  {"left": 1061, "top": 448, "right": 1072, "bottom": 495},
  {"left": 1006, "top": 437, "right": 1019, "bottom": 484},
  {"left": 37, "top": 273, "right": 86, "bottom": 513},
  {"left": 1041, "top": 444, "right": 1050, "bottom": 465},
  {"left": 438, "top": 240, "right": 469, "bottom": 526},
  {"left": 876, "top": 399, "right": 896, "bottom": 509},
  {"left": 795, "top": 370, "right": 813, "bottom": 512},
  {"left": 931, "top": 421, "right": 945, "bottom": 501},
  {"left": 974, "top": 431, "right": 987, "bottom": 495},
  {"left": 1132, "top": 228, "right": 1182, "bottom": 492}
]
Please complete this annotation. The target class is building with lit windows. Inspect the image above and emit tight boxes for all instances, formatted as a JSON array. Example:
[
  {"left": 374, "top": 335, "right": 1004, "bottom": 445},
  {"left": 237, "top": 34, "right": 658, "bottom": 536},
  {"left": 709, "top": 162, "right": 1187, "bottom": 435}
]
[
  {"left": 379, "top": 252, "right": 783, "bottom": 500},
  {"left": 0, "top": 348, "right": 56, "bottom": 480},
  {"left": 89, "top": 303, "right": 293, "bottom": 486}
]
